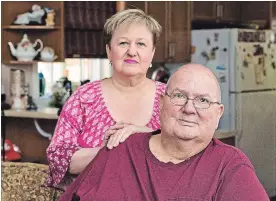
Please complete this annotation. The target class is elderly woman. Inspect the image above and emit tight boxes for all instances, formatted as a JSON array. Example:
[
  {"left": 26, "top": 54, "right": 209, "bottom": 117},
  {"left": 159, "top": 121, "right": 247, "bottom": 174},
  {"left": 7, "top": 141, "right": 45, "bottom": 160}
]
[{"left": 46, "top": 9, "right": 165, "bottom": 189}]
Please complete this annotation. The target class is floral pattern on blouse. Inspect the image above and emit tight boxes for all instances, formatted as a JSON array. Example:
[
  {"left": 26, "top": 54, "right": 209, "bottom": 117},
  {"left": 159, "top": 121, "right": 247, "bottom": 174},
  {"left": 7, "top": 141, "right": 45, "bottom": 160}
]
[{"left": 46, "top": 80, "right": 166, "bottom": 188}]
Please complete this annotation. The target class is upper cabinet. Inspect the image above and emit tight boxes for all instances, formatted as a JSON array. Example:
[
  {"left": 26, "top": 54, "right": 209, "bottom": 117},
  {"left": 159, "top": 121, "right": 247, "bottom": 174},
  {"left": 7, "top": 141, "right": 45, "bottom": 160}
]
[
  {"left": 126, "top": 1, "right": 191, "bottom": 63},
  {"left": 219, "top": 1, "right": 241, "bottom": 21},
  {"left": 273, "top": 2, "right": 276, "bottom": 18},
  {"left": 192, "top": 1, "right": 241, "bottom": 22},
  {"left": 1, "top": 1, "right": 65, "bottom": 64},
  {"left": 192, "top": 1, "right": 217, "bottom": 21},
  {"left": 63, "top": 2, "right": 116, "bottom": 58},
  {"left": 192, "top": 1, "right": 275, "bottom": 29},
  {"left": 170, "top": 1, "right": 191, "bottom": 63},
  {"left": 240, "top": 2, "right": 272, "bottom": 28},
  {"left": 146, "top": 2, "right": 167, "bottom": 62},
  {"left": 3, "top": 1, "right": 274, "bottom": 65}
]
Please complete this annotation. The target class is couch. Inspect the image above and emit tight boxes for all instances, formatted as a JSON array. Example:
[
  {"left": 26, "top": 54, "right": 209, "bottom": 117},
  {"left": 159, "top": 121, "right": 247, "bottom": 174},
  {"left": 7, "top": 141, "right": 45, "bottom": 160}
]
[{"left": 1, "top": 162, "right": 63, "bottom": 201}]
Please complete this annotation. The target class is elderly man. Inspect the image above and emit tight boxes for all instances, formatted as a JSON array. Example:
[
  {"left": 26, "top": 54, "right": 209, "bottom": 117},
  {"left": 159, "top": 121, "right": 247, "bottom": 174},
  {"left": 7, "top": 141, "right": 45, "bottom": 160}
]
[{"left": 58, "top": 64, "right": 269, "bottom": 201}]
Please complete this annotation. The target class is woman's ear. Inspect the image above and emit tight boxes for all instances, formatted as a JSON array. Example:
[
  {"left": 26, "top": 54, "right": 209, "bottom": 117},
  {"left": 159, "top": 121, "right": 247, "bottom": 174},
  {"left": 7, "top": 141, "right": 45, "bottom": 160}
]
[
  {"left": 106, "top": 44, "right": 111, "bottom": 60},
  {"left": 151, "top": 47, "right": 156, "bottom": 59},
  {"left": 160, "top": 94, "right": 164, "bottom": 110}
]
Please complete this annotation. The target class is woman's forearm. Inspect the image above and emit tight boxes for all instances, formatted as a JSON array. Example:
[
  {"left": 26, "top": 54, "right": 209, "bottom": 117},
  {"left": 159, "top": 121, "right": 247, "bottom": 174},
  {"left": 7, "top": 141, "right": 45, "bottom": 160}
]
[{"left": 69, "top": 147, "right": 102, "bottom": 174}]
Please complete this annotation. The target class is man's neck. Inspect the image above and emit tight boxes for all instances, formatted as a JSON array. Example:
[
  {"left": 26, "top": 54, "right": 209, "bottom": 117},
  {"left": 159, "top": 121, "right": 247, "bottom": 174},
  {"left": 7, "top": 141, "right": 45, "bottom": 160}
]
[{"left": 149, "top": 133, "right": 209, "bottom": 164}]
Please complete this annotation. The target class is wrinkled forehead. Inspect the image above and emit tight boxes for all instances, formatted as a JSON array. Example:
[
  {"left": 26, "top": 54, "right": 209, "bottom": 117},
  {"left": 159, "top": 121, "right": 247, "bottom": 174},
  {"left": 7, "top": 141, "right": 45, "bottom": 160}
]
[{"left": 168, "top": 72, "right": 219, "bottom": 99}]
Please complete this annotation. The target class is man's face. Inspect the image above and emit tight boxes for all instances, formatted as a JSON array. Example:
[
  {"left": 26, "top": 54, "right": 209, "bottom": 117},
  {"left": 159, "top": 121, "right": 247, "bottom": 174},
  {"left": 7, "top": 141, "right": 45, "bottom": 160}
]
[{"left": 160, "top": 67, "right": 224, "bottom": 143}]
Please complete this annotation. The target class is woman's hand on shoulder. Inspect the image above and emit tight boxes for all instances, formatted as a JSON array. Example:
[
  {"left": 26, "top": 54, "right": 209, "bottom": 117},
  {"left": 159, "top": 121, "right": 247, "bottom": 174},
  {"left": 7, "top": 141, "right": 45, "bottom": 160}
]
[
  {"left": 105, "top": 122, "right": 153, "bottom": 150},
  {"left": 101, "top": 123, "right": 124, "bottom": 148}
]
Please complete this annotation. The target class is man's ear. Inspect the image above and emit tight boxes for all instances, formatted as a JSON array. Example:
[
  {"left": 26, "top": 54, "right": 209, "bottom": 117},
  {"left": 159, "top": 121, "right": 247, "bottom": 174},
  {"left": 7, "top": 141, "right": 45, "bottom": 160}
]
[
  {"left": 218, "top": 104, "right": 224, "bottom": 119},
  {"left": 215, "top": 104, "right": 224, "bottom": 129}
]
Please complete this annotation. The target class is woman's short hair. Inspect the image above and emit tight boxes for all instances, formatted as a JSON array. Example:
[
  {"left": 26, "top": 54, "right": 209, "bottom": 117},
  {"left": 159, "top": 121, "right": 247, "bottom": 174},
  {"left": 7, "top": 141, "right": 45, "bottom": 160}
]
[{"left": 104, "top": 9, "right": 162, "bottom": 47}]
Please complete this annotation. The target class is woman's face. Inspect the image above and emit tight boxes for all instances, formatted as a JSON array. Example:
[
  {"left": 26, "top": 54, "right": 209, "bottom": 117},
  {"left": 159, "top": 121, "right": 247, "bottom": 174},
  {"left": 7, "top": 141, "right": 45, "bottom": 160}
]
[{"left": 106, "top": 23, "right": 155, "bottom": 77}]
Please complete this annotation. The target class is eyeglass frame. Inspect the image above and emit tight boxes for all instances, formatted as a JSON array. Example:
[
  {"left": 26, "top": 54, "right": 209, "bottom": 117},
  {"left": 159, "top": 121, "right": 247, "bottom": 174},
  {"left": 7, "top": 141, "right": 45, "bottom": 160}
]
[{"left": 164, "top": 91, "right": 221, "bottom": 109}]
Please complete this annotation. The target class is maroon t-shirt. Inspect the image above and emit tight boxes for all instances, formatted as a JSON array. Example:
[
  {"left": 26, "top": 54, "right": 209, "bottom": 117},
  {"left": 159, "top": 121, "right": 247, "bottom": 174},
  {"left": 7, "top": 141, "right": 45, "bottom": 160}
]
[{"left": 58, "top": 131, "right": 269, "bottom": 201}]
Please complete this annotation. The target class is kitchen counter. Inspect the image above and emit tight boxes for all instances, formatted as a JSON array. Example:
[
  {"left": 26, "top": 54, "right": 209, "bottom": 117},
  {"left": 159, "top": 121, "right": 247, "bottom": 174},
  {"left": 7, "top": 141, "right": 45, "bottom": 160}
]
[
  {"left": 2, "top": 110, "right": 237, "bottom": 163},
  {"left": 3, "top": 107, "right": 59, "bottom": 119},
  {"left": 3, "top": 108, "right": 237, "bottom": 139},
  {"left": 214, "top": 130, "right": 237, "bottom": 139}
]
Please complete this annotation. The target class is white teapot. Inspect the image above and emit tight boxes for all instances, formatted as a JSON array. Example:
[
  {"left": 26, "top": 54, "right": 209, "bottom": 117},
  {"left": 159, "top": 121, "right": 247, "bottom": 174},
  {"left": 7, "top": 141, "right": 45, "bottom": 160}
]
[
  {"left": 40, "top": 47, "right": 58, "bottom": 62},
  {"left": 8, "top": 34, "right": 43, "bottom": 61}
]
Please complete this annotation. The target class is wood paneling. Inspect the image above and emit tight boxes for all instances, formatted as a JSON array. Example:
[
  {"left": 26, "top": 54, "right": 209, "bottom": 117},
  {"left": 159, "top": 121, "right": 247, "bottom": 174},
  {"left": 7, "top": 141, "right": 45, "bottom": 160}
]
[
  {"left": 147, "top": 1, "right": 167, "bottom": 62},
  {"left": 126, "top": 1, "right": 146, "bottom": 11},
  {"left": 192, "top": 1, "right": 217, "bottom": 20},
  {"left": 240, "top": 2, "right": 272, "bottom": 28},
  {"left": 272, "top": 2, "right": 276, "bottom": 18},
  {"left": 219, "top": 1, "right": 241, "bottom": 21},
  {"left": 169, "top": 1, "right": 191, "bottom": 62},
  {"left": 126, "top": 1, "right": 191, "bottom": 63},
  {"left": 3, "top": 117, "right": 57, "bottom": 164}
]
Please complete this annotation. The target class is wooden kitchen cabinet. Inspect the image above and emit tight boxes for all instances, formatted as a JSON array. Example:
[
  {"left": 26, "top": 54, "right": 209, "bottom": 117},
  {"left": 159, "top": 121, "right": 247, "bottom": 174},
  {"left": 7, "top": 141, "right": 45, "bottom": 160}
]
[
  {"left": 4, "top": 117, "right": 57, "bottom": 164},
  {"left": 126, "top": 1, "right": 166, "bottom": 62},
  {"left": 273, "top": 2, "right": 276, "bottom": 18},
  {"left": 1, "top": 1, "right": 65, "bottom": 64},
  {"left": 126, "top": 1, "right": 191, "bottom": 63},
  {"left": 218, "top": 1, "right": 241, "bottom": 21},
  {"left": 169, "top": 1, "right": 191, "bottom": 63},
  {"left": 63, "top": 2, "right": 116, "bottom": 58},
  {"left": 192, "top": 1, "right": 240, "bottom": 22},
  {"left": 240, "top": 2, "right": 272, "bottom": 29},
  {"left": 125, "top": 1, "right": 146, "bottom": 11},
  {"left": 192, "top": 1, "right": 217, "bottom": 21},
  {"left": 192, "top": 1, "right": 274, "bottom": 29}
]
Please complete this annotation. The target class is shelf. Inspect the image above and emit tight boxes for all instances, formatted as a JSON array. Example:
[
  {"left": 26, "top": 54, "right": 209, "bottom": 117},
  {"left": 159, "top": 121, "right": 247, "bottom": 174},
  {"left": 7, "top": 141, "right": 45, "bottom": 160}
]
[
  {"left": 2, "top": 60, "right": 61, "bottom": 65},
  {"left": 2, "top": 60, "right": 39, "bottom": 65},
  {"left": 4, "top": 107, "right": 59, "bottom": 120},
  {"left": 2, "top": 25, "right": 60, "bottom": 30},
  {"left": 2, "top": 2, "right": 65, "bottom": 64}
]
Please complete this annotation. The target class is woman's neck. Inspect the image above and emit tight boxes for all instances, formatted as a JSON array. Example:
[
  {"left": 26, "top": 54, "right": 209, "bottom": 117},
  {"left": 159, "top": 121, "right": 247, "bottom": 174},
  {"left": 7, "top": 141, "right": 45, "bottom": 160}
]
[{"left": 111, "top": 73, "right": 149, "bottom": 93}]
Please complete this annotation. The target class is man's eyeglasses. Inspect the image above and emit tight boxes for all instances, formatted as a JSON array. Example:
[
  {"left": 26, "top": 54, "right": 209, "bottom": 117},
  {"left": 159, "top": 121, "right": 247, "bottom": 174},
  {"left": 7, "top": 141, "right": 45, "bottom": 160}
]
[{"left": 165, "top": 91, "right": 221, "bottom": 109}]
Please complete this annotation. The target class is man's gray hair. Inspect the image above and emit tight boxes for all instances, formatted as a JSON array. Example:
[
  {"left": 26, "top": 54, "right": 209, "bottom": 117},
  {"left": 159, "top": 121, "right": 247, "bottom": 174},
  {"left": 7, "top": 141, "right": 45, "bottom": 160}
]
[{"left": 104, "top": 9, "right": 162, "bottom": 47}]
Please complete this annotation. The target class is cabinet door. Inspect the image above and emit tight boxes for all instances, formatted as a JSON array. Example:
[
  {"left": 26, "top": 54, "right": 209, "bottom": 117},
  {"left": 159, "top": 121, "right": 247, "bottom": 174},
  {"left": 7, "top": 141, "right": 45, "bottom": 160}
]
[
  {"left": 273, "top": 2, "right": 276, "bottom": 18},
  {"left": 220, "top": 1, "right": 241, "bottom": 21},
  {"left": 126, "top": 1, "right": 146, "bottom": 11},
  {"left": 147, "top": 1, "right": 167, "bottom": 62},
  {"left": 241, "top": 2, "right": 271, "bottom": 28},
  {"left": 192, "top": 1, "right": 217, "bottom": 20},
  {"left": 126, "top": 1, "right": 166, "bottom": 62},
  {"left": 169, "top": 1, "right": 191, "bottom": 63}
]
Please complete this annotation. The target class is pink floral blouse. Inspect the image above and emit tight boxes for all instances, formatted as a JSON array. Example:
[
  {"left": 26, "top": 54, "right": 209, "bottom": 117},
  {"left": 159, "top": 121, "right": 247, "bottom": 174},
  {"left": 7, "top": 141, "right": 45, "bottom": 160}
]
[{"left": 46, "top": 80, "right": 166, "bottom": 188}]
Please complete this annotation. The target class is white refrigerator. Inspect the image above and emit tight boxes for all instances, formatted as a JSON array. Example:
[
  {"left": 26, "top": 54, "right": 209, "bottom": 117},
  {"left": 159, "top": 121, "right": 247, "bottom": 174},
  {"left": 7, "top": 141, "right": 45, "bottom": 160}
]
[{"left": 192, "top": 29, "right": 276, "bottom": 197}]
